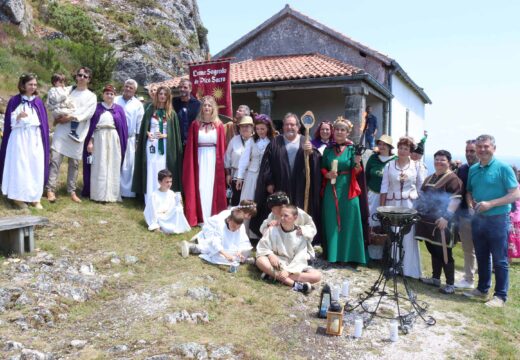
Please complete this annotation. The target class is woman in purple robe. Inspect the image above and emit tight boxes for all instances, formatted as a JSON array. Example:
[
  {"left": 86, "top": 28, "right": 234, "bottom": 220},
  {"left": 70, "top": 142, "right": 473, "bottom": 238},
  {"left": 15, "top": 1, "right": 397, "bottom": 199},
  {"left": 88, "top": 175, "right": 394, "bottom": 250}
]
[
  {"left": 0, "top": 74, "right": 50, "bottom": 209},
  {"left": 81, "top": 85, "right": 127, "bottom": 202},
  {"left": 311, "top": 120, "right": 334, "bottom": 155}
]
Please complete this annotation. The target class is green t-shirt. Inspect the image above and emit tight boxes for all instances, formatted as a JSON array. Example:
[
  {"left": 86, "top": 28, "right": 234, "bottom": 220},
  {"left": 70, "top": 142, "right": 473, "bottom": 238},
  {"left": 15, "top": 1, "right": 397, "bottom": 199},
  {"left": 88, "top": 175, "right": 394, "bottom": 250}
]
[{"left": 467, "top": 158, "right": 518, "bottom": 216}]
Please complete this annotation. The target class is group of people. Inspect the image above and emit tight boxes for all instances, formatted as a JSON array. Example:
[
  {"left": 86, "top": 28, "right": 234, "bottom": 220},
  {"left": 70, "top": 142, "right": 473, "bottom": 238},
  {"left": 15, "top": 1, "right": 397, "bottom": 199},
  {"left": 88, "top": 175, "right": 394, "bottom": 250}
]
[{"left": 1, "top": 69, "right": 519, "bottom": 302}]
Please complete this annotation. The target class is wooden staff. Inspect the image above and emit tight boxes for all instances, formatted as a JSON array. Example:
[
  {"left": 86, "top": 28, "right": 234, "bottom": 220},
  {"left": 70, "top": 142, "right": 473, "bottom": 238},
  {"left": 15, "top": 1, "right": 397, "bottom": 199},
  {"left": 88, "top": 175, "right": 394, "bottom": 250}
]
[{"left": 301, "top": 111, "right": 315, "bottom": 213}]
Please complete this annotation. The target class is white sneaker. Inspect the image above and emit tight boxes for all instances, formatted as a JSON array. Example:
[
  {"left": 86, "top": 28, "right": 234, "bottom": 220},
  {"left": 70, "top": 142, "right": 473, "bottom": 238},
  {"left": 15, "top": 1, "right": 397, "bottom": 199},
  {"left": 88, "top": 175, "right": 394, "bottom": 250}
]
[
  {"left": 485, "top": 296, "right": 505, "bottom": 308},
  {"left": 181, "top": 241, "right": 190, "bottom": 258},
  {"left": 463, "top": 288, "right": 487, "bottom": 299},
  {"left": 454, "top": 279, "right": 474, "bottom": 289}
]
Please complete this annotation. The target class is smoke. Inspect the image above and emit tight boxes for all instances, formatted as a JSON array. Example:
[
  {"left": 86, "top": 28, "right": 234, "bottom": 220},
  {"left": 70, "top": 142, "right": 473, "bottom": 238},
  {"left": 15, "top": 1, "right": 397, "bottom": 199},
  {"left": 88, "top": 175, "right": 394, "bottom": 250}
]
[{"left": 415, "top": 190, "right": 457, "bottom": 221}]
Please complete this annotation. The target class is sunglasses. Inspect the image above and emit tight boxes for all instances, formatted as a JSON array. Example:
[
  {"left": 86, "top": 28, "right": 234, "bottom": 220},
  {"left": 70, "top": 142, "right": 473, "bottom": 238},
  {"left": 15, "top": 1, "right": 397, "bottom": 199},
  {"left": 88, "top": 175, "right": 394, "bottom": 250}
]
[{"left": 76, "top": 73, "right": 89, "bottom": 79}]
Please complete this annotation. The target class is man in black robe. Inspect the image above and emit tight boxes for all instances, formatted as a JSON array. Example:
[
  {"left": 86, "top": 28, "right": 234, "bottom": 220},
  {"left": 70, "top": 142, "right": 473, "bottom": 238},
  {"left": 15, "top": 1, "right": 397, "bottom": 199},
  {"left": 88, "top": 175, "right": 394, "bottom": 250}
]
[{"left": 252, "top": 113, "right": 322, "bottom": 241}]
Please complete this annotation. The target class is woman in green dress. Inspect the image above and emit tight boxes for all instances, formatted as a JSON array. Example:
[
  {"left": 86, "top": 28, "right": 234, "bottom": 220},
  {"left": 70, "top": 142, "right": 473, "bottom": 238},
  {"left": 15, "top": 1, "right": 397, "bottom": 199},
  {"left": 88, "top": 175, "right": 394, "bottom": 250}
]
[
  {"left": 365, "top": 135, "right": 396, "bottom": 259},
  {"left": 321, "top": 117, "right": 366, "bottom": 264}
]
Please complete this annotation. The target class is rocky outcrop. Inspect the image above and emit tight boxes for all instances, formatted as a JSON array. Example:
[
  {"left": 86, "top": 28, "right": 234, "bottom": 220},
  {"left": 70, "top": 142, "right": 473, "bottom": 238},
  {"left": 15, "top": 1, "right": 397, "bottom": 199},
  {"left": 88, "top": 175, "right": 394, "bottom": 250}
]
[
  {"left": 81, "top": 0, "right": 209, "bottom": 85},
  {"left": 2, "top": 0, "right": 208, "bottom": 86},
  {"left": 0, "top": 0, "right": 33, "bottom": 35}
]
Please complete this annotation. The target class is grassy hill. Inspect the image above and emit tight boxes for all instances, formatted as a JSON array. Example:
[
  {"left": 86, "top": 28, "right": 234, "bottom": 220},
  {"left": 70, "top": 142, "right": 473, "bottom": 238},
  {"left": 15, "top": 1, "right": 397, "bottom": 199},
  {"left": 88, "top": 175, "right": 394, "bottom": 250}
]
[{"left": 0, "top": 1, "right": 117, "bottom": 103}]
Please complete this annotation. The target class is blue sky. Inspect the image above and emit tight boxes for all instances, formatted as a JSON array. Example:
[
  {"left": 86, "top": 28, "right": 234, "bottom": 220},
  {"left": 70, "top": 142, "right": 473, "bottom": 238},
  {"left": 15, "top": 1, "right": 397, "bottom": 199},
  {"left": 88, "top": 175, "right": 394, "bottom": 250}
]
[{"left": 197, "top": 0, "right": 520, "bottom": 158}]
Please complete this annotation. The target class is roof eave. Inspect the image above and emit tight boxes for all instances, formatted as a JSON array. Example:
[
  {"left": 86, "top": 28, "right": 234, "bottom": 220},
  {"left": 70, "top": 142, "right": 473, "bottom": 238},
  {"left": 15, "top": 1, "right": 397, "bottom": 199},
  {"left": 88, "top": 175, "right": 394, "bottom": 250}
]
[
  {"left": 232, "top": 73, "right": 394, "bottom": 100},
  {"left": 391, "top": 61, "right": 432, "bottom": 104}
]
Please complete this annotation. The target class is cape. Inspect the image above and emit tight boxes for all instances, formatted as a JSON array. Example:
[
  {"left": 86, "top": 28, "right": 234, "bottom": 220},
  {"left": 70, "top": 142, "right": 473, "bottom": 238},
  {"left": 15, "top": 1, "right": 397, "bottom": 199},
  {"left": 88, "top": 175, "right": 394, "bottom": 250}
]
[
  {"left": 182, "top": 120, "right": 227, "bottom": 226},
  {"left": 132, "top": 106, "right": 184, "bottom": 194},
  {"left": 81, "top": 103, "right": 128, "bottom": 197},
  {"left": 0, "top": 94, "right": 50, "bottom": 185},
  {"left": 251, "top": 135, "right": 322, "bottom": 240}
]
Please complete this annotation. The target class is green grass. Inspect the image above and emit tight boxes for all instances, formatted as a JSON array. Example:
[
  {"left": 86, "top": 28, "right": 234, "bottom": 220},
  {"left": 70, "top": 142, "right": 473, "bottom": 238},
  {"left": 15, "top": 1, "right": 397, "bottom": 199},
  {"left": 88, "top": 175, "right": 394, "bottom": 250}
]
[
  {"left": 418, "top": 241, "right": 520, "bottom": 359},
  {"left": 0, "top": 166, "right": 519, "bottom": 358}
]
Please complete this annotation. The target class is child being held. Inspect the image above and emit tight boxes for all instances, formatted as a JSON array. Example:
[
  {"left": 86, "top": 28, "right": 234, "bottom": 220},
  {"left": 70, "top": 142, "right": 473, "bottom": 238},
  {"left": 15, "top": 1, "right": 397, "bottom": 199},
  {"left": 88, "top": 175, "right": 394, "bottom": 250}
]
[
  {"left": 181, "top": 201, "right": 257, "bottom": 265},
  {"left": 46, "top": 73, "right": 78, "bottom": 141},
  {"left": 144, "top": 169, "right": 191, "bottom": 234}
]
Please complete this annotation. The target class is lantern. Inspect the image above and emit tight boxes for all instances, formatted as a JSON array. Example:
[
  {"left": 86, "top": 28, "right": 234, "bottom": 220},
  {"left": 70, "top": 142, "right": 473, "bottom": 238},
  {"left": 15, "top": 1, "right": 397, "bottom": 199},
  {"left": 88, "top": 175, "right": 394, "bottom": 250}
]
[
  {"left": 326, "top": 301, "right": 344, "bottom": 336},
  {"left": 318, "top": 284, "right": 331, "bottom": 318}
]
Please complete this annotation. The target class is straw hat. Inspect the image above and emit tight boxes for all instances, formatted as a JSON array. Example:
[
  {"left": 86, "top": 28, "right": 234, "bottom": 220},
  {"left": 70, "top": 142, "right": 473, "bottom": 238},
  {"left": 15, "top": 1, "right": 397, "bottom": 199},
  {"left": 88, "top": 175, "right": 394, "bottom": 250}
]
[
  {"left": 238, "top": 116, "right": 254, "bottom": 126},
  {"left": 377, "top": 134, "right": 393, "bottom": 148}
]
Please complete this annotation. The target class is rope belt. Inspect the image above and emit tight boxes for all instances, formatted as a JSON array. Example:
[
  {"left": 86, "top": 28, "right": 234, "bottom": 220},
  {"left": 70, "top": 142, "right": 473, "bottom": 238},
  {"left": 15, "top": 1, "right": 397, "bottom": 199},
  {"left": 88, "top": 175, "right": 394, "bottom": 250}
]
[
  {"left": 331, "top": 170, "right": 350, "bottom": 231},
  {"left": 199, "top": 143, "right": 216, "bottom": 147}
]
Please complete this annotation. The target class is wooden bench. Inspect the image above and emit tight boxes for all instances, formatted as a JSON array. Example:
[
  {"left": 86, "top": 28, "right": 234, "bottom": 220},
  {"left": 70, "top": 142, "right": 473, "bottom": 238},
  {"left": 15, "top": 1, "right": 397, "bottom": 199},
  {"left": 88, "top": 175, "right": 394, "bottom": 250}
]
[{"left": 0, "top": 216, "right": 49, "bottom": 255}]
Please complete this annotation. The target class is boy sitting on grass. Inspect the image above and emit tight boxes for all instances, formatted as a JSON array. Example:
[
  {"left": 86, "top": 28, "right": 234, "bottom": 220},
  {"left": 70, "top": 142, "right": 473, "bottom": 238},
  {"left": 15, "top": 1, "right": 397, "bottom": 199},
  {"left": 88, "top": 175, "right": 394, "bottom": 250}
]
[
  {"left": 181, "top": 209, "right": 254, "bottom": 265},
  {"left": 256, "top": 204, "right": 322, "bottom": 294},
  {"left": 259, "top": 192, "right": 317, "bottom": 261},
  {"left": 144, "top": 169, "right": 190, "bottom": 234}
]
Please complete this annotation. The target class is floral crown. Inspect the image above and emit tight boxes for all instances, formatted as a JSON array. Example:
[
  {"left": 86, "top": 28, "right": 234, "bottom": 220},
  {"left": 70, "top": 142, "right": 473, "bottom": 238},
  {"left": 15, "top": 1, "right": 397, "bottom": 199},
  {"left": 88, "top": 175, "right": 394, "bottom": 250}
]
[
  {"left": 267, "top": 193, "right": 290, "bottom": 207},
  {"left": 334, "top": 116, "right": 353, "bottom": 131}
]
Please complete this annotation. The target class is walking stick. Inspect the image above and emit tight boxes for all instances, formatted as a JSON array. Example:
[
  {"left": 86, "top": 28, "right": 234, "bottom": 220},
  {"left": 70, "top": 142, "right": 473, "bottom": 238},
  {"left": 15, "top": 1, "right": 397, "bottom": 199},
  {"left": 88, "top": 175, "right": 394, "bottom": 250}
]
[{"left": 301, "top": 111, "right": 316, "bottom": 213}]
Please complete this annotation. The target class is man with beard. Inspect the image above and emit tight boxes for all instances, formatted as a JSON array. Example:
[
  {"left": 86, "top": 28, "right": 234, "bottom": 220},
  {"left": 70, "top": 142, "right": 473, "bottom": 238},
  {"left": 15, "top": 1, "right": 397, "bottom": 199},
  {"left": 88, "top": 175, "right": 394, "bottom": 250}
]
[
  {"left": 252, "top": 113, "right": 321, "bottom": 240},
  {"left": 454, "top": 139, "right": 478, "bottom": 289},
  {"left": 173, "top": 79, "right": 200, "bottom": 145},
  {"left": 224, "top": 104, "right": 250, "bottom": 145},
  {"left": 115, "top": 79, "right": 144, "bottom": 198},
  {"left": 464, "top": 134, "right": 520, "bottom": 307}
]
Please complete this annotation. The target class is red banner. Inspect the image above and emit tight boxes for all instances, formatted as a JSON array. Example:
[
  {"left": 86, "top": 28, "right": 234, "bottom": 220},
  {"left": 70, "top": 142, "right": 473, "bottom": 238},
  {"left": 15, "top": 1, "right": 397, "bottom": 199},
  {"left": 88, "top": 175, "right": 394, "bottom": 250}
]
[{"left": 189, "top": 60, "right": 232, "bottom": 117}]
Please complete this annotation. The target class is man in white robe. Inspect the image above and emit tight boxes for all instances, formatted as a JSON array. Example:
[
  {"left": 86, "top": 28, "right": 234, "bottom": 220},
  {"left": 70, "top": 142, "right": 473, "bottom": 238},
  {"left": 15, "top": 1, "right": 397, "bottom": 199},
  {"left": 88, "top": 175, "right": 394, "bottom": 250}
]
[
  {"left": 115, "top": 79, "right": 145, "bottom": 198},
  {"left": 256, "top": 205, "right": 321, "bottom": 294},
  {"left": 46, "top": 66, "right": 97, "bottom": 203}
]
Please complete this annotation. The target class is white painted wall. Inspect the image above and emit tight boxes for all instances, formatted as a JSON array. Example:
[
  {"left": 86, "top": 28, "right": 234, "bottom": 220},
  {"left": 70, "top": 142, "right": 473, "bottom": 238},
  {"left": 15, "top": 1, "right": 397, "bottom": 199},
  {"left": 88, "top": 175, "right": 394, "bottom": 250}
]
[{"left": 390, "top": 75, "right": 426, "bottom": 144}]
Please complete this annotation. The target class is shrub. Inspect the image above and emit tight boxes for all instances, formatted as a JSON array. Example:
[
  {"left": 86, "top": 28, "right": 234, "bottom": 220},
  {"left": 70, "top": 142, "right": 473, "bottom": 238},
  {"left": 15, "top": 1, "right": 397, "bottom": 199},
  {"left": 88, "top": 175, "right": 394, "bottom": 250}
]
[
  {"left": 196, "top": 25, "right": 208, "bottom": 46},
  {"left": 11, "top": 43, "right": 37, "bottom": 59},
  {"left": 51, "top": 39, "right": 116, "bottom": 95},
  {"left": 128, "top": 0, "right": 158, "bottom": 8},
  {"left": 128, "top": 27, "right": 151, "bottom": 46},
  {"left": 47, "top": 2, "right": 101, "bottom": 44}
]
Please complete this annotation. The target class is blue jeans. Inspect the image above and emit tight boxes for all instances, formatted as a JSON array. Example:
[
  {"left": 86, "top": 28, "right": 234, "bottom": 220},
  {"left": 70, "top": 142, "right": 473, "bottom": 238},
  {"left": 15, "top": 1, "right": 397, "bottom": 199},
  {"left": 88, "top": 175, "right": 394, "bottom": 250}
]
[
  {"left": 365, "top": 133, "right": 375, "bottom": 150},
  {"left": 471, "top": 214, "right": 509, "bottom": 301}
]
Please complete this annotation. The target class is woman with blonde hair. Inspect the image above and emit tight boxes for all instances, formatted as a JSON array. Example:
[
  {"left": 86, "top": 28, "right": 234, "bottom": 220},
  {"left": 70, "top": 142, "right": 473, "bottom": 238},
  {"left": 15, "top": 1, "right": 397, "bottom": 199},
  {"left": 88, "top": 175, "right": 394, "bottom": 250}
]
[
  {"left": 321, "top": 117, "right": 367, "bottom": 265},
  {"left": 183, "top": 95, "right": 227, "bottom": 226},
  {"left": 132, "top": 86, "right": 183, "bottom": 203}
]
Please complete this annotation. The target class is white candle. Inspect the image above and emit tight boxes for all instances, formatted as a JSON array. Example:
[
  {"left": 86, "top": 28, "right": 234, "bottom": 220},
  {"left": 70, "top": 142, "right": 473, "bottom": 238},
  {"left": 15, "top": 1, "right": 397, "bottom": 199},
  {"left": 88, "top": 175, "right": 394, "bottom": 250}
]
[
  {"left": 354, "top": 318, "right": 363, "bottom": 338},
  {"left": 389, "top": 320, "right": 399, "bottom": 342},
  {"left": 331, "top": 318, "right": 340, "bottom": 333},
  {"left": 341, "top": 280, "right": 350, "bottom": 297},
  {"left": 331, "top": 159, "right": 338, "bottom": 185},
  {"left": 331, "top": 285, "right": 340, "bottom": 301}
]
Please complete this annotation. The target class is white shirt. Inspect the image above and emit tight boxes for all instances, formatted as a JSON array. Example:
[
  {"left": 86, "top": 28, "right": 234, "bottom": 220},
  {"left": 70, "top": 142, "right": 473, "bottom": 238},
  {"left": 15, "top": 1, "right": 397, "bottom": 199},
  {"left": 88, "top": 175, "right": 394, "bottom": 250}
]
[
  {"left": 51, "top": 87, "right": 97, "bottom": 160},
  {"left": 224, "top": 134, "right": 248, "bottom": 178}
]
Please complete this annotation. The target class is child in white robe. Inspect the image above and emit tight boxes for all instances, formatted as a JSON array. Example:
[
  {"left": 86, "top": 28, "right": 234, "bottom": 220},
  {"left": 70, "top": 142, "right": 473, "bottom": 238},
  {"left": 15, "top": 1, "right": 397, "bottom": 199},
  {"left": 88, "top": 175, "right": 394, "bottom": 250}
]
[
  {"left": 181, "top": 206, "right": 256, "bottom": 265},
  {"left": 144, "top": 169, "right": 190, "bottom": 234},
  {"left": 256, "top": 205, "right": 322, "bottom": 294},
  {"left": 259, "top": 192, "right": 317, "bottom": 261},
  {"left": 46, "top": 73, "right": 78, "bottom": 140}
]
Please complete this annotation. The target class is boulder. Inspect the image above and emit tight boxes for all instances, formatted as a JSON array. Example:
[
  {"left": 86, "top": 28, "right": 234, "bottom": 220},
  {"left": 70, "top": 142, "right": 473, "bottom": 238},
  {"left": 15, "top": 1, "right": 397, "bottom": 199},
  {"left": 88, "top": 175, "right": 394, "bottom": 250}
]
[{"left": 0, "top": 0, "right": 33, "bottom": 35}]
